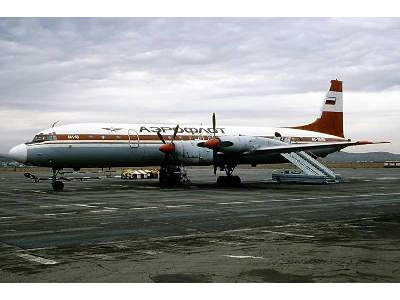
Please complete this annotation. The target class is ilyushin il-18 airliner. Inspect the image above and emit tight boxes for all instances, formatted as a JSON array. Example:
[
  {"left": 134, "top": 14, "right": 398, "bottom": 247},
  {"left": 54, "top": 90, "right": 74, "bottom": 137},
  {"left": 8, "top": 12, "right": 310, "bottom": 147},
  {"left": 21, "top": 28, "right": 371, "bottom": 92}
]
[{"left": 9, "top": 79, "right": 387, "bottom": 190}]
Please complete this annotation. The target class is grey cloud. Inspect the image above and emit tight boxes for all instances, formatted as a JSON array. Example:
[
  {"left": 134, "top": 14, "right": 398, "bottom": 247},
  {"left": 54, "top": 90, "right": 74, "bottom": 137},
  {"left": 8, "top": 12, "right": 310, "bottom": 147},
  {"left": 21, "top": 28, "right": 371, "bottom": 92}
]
[{"left": 0, "top": 18, "right": 399, "bottom": 153}]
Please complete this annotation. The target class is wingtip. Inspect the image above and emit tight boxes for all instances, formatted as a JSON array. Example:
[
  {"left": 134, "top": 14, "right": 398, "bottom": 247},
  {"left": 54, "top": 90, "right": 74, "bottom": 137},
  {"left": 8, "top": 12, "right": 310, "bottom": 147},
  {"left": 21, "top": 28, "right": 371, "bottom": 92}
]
[{"left": 356, "top": 140, "right": 391, "bottom": 145}]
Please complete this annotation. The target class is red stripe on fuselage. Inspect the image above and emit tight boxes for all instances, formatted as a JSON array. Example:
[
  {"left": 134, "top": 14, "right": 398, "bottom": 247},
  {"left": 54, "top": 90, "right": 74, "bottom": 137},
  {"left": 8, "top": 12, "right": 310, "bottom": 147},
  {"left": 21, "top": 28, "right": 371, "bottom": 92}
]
[{"left": 26, "top": 134, "right": 345, "bottom": 145}]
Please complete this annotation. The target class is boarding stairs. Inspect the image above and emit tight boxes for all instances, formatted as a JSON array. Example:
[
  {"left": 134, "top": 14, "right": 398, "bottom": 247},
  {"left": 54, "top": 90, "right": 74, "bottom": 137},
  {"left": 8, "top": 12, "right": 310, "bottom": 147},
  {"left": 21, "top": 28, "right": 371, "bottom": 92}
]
[{"left": 272, "top": 151, "right": 342, "bottom": 184}]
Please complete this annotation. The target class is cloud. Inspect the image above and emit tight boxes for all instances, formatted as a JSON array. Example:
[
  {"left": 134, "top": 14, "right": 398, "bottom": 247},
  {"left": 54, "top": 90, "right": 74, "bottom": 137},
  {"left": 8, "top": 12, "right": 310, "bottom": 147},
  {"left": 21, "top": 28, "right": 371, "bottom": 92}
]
[{"left": 0, "top": 18, "right": 399, "bottom": 153}]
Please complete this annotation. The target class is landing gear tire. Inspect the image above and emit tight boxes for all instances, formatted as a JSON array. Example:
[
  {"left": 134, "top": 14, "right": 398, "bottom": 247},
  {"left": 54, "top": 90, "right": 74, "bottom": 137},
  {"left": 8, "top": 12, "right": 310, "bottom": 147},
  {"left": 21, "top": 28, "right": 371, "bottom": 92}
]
[
  {"left": 217, "top": 176, "right": 225, "bottom": 186},
  {"left": 52, "top": 181, "right": 64, "bottom": 191},
  {"left": 159, "top": 173, "right": 180, "bottom": 186},
  {"left": 159, "top": 166, "right": 185, "bottom": 187},
  {"left": 217, "top": 175, "right": 241, "bottom": 187}
]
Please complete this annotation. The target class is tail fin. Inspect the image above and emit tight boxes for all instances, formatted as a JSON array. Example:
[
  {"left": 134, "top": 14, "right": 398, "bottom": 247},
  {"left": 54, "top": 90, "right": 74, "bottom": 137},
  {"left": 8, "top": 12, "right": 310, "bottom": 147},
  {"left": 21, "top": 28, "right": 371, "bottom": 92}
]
[{"left": 291, "top": 79, "right": 344, "bottom": 138}]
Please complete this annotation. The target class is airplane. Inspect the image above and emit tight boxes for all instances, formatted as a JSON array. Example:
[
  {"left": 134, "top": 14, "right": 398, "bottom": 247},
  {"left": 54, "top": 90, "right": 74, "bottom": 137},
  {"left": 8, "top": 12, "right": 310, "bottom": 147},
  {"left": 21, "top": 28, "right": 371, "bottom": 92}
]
[{"left": 8, "top": 79, "right": 387, "bottom": 191}]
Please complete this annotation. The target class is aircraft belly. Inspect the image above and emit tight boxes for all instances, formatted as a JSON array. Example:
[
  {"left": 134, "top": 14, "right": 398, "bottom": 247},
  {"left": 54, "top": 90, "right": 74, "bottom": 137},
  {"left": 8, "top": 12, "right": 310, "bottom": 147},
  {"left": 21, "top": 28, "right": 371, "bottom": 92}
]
[{"left": 27, "top": 144, "right": 165, "bottom": 168}]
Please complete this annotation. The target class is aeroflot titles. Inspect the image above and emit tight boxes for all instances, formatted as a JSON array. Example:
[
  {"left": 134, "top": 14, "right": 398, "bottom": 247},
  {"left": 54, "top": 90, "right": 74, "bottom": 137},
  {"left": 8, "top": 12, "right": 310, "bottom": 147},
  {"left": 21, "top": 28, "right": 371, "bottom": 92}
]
[{"left": 139, "top": 126, "right": 226, "bottom": 135}]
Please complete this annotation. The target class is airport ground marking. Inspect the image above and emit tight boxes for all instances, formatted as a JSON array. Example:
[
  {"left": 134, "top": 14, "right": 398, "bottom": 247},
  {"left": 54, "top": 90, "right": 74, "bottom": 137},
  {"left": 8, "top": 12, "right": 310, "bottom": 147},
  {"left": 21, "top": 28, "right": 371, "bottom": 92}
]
[
  {"left": 25, "top": 247, "right": 57, "bottom": 251},
  {"left": 273, "top": 223, "right": 301, "bottom": 228},
  {"left": 89, "top": 209, "right": 118, "bottom": 213},
  {"left": 217, "top": 201, "right": 247, "bottom": 205},
  {"left": 216, "top": 193, "right": 400, "bottom": 206},
  {"left": 74, "top": 204, "right": 98, "bottom": 208},
  {"left": 129, "top": 206, "right": 159, "bottom": 210},
  {"left": 261, "top": 230, "right": 315, "bottom": 238},
  {"left": 270, "top": 192, "right": 400, "bottom": 202},
  {"left": 45, "top": 212, "right": 77, "bottom": 216},
  {"left": 222, "top": 255, "right": 264, "bottom": 259},
  {"left": 16, "top": 253, "right": 58, "bottom": 265},
  {"left": 222, "top": 228, "right": 254, "bottom": 233}
]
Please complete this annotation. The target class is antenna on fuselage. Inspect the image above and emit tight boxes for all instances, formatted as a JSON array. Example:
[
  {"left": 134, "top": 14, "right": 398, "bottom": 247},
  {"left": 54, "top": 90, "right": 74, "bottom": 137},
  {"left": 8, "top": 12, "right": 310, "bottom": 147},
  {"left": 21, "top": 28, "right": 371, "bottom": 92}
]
[{"left": 52, "top": 121, "right": 60, "bottom": 128}]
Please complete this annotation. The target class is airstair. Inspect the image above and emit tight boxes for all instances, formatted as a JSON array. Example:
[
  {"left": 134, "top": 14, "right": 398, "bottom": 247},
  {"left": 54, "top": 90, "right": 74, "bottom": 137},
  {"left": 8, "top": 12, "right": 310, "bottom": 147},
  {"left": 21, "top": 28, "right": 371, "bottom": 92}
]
[{"left": 272, "top": 151, "right": 342, "bottom": 184}]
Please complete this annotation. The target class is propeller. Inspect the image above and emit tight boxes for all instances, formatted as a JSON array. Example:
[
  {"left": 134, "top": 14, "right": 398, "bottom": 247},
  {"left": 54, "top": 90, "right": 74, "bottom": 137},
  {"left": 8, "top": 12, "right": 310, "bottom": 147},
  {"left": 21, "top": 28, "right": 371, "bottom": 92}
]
[
  {"left": 51, "top": 120, "right": 60, "bottom": 128},
  {"left": 157, "top": 125, "right": 180, "bottom": 161},
  {"left": 197, "top": 113, "right": 227, "bottom": 174},
  {"left": 197, "top": 113, "right": 232, "bottom": 148}
]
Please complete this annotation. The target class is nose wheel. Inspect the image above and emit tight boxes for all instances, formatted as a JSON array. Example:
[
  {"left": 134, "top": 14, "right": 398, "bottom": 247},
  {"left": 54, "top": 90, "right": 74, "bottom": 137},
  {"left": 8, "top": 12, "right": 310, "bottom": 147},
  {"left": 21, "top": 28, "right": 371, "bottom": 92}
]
[
  {"left": 51, "top": 168, "right": 65, "bottom": 191},
  {"left": 52, "top": 180, "right": 64, "bottom": 191}
]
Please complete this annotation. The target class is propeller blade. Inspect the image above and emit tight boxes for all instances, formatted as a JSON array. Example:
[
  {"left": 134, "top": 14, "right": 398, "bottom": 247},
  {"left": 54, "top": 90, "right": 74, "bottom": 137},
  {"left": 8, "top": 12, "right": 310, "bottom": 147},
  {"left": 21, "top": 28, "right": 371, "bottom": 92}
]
[
  {"left": 212, "top": 113, "right": 218, "bottom": 174},
  {"left": 171, "top": 124, "right": 179, "bottom": 143},
  {"left": 157, "top": 131, "right": 166, "bottom": 144},
  {"left": 212, "top": 113, "right": 216, "bottom": 138},
  {"left": 213, "top": 149, "right": 217, "bottom": 175}
]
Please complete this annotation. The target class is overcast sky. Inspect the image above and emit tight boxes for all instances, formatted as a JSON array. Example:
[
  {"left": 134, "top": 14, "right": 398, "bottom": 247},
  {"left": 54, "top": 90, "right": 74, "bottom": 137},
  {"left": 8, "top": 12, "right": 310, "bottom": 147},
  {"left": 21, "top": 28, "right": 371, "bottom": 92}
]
[{"left": 0, "top": 18, "right": 399, "bottom": 153}]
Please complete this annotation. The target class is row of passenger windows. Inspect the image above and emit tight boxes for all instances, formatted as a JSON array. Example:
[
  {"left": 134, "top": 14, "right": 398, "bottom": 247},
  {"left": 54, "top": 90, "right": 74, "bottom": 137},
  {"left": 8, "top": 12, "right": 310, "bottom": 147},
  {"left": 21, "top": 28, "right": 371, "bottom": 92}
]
[
  {"left": 32, "top": 134, "right": 125, "bottom": 142},
  {"left": 88, "top": 135, "right": 123, "bottom": 139}
]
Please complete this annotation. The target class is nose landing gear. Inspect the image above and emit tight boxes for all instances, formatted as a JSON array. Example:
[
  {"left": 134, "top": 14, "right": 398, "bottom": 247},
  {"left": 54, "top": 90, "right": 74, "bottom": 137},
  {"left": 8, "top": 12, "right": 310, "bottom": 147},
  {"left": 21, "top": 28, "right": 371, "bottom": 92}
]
[
  {"left": 51, "top": 168, "right": 64, "bottom": 191},
  {"left": 24, "top": 168, "right": 66, "bottom": 191}
]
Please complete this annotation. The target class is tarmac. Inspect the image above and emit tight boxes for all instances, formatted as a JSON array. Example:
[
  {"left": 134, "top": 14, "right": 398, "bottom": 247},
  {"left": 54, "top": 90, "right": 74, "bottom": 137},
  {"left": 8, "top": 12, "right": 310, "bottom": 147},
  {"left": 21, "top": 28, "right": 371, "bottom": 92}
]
[{"left": 0, "top": 167, "right": 400, "bottom": 282}]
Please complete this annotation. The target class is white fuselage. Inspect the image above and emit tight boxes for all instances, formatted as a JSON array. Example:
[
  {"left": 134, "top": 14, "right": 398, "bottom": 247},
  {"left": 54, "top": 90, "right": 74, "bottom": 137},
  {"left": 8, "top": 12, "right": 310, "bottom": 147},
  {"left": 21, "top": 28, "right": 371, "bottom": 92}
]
[{"left": 10, "top": 123, "right": 346, "bottom": 168}]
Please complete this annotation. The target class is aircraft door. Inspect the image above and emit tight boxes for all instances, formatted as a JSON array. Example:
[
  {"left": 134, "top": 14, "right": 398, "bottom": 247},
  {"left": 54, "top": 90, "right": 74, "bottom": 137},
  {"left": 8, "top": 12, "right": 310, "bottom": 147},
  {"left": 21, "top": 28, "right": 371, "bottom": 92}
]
[{"left": 128, "top": 129, "right": 139, "bottom": 148}]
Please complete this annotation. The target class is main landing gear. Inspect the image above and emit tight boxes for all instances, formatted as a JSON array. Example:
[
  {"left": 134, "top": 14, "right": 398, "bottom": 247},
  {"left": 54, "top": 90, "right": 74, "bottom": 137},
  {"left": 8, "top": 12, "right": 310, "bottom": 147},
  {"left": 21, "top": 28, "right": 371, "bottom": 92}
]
[
  {"left": 159, "top": 165, "right": 190, "bottom": 186},
  {"left": 217, "top": 164, "right": 241, "bottom": 187}
]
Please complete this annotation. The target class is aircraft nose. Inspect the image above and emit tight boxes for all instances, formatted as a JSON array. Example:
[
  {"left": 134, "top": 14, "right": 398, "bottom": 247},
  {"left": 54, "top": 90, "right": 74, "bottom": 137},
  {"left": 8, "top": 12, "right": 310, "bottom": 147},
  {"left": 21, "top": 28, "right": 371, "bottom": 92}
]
[{"left": 9, "top": 144, "right": 27, "bottom": 163}]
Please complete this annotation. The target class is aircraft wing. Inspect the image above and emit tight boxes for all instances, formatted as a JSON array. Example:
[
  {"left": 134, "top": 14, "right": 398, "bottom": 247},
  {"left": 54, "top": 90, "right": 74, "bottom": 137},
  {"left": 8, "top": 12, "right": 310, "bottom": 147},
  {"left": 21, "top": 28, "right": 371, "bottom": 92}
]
[{"left": 244, "top": 140, "right": 389, "bottom": 155}]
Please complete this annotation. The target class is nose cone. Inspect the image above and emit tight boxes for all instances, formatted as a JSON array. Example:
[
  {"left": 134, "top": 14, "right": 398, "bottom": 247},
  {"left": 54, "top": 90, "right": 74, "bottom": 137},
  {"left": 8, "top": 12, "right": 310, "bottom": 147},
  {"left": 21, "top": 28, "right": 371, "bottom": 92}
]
[{"left": 9, "top": 144, "right": 27, "bottom": 163}]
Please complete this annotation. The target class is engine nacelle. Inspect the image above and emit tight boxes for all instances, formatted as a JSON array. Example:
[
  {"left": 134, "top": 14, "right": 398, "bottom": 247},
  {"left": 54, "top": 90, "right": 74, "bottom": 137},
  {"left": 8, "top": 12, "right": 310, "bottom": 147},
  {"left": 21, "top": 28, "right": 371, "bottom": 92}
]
[
  {"left": 197, "top": 135, "right": 281, "bottom": 155},
  {"left": 217, "top": 135, "right": 256, "bottom": 154}
]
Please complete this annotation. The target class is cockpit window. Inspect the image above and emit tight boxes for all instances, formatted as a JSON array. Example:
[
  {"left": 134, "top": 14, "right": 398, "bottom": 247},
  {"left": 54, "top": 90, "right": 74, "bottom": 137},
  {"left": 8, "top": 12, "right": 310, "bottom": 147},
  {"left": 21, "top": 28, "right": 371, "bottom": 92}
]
[{"left": 32, "top": 133, "right": 57, "bottom": 143}]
